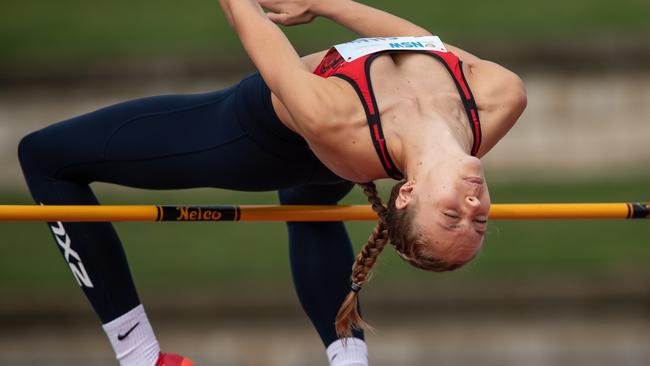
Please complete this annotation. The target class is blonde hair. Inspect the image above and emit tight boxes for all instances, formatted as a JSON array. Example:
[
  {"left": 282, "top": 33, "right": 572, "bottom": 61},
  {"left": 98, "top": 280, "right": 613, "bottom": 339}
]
[{"left": 334, "top": 180, "right": 462, "bottom": 338}]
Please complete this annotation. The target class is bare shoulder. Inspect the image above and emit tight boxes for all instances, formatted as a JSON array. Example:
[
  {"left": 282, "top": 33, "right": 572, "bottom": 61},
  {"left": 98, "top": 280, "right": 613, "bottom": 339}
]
[
  {"left": 272, "top": 71, "right": 358, "bottom": 139},
  {"left": 303, "top": 76, "right": 362, "bottom": 137},
  {"left": 271, "top": 49, "right": 361, "bottom": 140},
  {"left": 465, "top": 59, "right": 528, "bottom": 156},
  {"left": 270, "top": 67, "right": 374, "bottom": 181},
  {"left": 470, "top": 59, "right": 526, "bottom": 93},
  {"left": 445, "top": 42, "right": 525, "bottom": 100}
]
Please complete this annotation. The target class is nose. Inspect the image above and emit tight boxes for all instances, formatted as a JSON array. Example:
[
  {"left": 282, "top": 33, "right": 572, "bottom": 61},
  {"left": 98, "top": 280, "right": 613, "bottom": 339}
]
[{"left": 465, "top": 196, "right": 481, "bottom": 209}]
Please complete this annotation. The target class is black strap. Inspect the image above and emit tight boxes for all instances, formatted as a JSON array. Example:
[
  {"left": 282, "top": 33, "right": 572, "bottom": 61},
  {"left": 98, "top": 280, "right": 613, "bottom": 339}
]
[{"left": 333, "top": 73, "right": 404, "bottom": 180}]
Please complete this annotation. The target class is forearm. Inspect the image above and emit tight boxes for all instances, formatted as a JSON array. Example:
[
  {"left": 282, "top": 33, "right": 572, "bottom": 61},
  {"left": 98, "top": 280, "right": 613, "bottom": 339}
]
[
  {"left": 219, "top": 0, "right": 308, "bottom": 93},
  {"left": 218, "top": 0, "right": 336, "bottom": 134},
  {"left": 312, "top": 0, "right": 430, "bottom": 37}
]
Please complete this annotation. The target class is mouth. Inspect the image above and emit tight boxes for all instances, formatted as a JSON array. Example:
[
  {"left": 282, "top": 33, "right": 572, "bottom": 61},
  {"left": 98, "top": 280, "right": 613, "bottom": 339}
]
[{"left": 463, "top": 176, "right": 484, "bottom": 185}]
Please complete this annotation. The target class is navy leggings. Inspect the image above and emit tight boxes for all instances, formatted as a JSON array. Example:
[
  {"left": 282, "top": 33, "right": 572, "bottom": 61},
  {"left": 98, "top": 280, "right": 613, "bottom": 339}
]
[{"left": 18, "top": 73, "right": 363, "bottom": 345}]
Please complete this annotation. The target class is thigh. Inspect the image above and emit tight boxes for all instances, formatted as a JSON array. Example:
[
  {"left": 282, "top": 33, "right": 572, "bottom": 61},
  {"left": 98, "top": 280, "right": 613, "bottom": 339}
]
[
  {"left": 34, "top": 87, "right": 316, "bottom": 191},
  {"left": 279, "top": 181, "right": 355, "bottom": 205}
]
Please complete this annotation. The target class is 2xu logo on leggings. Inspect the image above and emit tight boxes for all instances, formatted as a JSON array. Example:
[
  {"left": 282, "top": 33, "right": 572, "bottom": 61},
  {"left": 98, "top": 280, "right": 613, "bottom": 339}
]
[{"left": 50, "top": 221, "right": 94, "bottom": 288}]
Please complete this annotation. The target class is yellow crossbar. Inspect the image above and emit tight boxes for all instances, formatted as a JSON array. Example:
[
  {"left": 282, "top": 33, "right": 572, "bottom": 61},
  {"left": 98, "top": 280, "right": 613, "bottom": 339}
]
[{"left": 0, "top": 203, "right": 648, "bottom": 222}]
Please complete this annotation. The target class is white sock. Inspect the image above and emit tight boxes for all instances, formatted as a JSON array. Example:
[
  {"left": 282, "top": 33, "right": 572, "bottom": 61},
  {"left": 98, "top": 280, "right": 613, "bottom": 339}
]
[
  {"left": 326, "top": 337, "right": 369, "bottom": 366},
  {"left": 102, "top": 304, "right": 161, "bottom": 366}
]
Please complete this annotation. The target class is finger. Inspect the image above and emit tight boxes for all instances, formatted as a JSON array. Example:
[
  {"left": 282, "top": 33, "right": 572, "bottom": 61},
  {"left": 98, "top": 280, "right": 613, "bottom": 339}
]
[{"left": 258, "top": 0, "right": 281, "bottom": 12}]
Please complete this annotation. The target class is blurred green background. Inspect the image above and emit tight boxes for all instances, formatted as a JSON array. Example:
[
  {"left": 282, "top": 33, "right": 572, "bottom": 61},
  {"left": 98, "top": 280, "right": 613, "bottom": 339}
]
[
  {"left": 0, "top": 1, "right": 649, "bottom": 365},
  {"left": 2, "top": 0, "right": 649, "bottom": 66}
]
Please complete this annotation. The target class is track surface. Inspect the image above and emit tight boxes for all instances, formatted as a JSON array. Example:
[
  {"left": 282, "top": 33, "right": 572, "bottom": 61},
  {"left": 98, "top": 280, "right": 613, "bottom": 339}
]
[{"left": 1, "top": 311, "right": 648, "bottom": 366}]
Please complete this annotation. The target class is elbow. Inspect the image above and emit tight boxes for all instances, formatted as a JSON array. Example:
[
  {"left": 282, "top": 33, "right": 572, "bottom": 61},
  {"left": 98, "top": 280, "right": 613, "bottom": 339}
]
[
  {"left": 509, "top": 74, "right": 528, "bottom": 121},
  {"left": 516, "top": 79, "right": 528, "bottom": 118}
]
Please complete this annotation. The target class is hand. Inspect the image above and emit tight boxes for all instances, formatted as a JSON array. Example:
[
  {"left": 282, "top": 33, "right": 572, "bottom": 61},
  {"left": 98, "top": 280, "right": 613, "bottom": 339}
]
[{"left": 257, "top": 0, "right": 317, "bottom": 26}]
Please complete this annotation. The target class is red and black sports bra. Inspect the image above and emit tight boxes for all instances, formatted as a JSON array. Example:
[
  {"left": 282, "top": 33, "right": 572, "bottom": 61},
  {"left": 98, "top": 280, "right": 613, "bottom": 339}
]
[{"left": 313, "top": 36, "right": 482, "bottom": 180}]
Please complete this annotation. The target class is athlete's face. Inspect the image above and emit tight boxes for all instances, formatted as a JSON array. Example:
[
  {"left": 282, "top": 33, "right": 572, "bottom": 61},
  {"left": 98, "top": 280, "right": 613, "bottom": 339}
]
[{"left": 396, "top": 155, "right": 490, "bottom": 267}]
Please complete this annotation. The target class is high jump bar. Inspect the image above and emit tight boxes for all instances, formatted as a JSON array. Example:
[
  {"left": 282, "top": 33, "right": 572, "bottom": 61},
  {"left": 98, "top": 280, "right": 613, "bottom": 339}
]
[{"left": 0, "top": 203, "right": 648, "bottom": 222}]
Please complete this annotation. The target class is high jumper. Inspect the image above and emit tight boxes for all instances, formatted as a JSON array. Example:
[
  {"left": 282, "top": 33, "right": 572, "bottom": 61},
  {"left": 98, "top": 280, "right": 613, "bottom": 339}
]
[{"left": 16, "top": 0, "right": 527, "bottom": 365}]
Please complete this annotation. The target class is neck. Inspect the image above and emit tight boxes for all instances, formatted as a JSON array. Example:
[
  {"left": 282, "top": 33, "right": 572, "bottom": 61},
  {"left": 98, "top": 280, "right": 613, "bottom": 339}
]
[{"left": 388, "top": 116, "right": 471, "bottom": 181}]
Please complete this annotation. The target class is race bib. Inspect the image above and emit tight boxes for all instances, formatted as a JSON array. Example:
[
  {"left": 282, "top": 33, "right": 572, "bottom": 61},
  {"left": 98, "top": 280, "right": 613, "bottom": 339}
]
[{"left": 333, "top": 36, "right": 447, "bottom": 62}]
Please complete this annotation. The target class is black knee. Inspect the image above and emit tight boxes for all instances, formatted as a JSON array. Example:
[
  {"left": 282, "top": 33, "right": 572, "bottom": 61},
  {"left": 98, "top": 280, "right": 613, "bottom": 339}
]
[
  {"left": 18, "top": 126, "right": 72, "bottom": 183},
  {"left": 18, "top": 130, "right": 46, "bottom": 171}
]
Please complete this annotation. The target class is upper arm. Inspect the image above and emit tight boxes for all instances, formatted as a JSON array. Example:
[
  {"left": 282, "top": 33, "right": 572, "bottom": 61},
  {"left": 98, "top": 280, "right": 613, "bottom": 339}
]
[
  {"left": 471, "top": 61, "right": 527, "bottom": 156},
  {"left": 225, "top": 1, "right": 308, "bottom": 97},
  {"left": 220, "top": 0, "right": 335, "bottom": 133},
  {"left": 276, "top": 73, "right": 344, "bottom": 136},
  {"left": 319, "top": 1, "right": 431, "bottom": 39}
]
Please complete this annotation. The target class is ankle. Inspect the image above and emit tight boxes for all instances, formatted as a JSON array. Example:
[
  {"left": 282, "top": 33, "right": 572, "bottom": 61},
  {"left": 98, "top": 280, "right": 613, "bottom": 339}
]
[
  {"left": 102, "top": 304, "right": 160, "bottom": 366},
  {"left": 326, "top": 337, "right": 369, "bottom": 366}
]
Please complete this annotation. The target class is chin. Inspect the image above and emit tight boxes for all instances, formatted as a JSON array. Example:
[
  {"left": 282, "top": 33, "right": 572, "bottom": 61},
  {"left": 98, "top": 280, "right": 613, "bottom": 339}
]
[{"left": 451, "top": 241, "right": 484, "bottom": 266}]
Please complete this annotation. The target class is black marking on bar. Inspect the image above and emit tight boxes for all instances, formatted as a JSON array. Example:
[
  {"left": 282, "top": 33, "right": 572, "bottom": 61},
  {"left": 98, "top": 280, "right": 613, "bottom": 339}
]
[
  {"left": 631, "top": 203, "right": 650, "bottom": 219},
  {"left": 626, "top": 203, "right": 632, "bottom": 219},
  {"left": 160, "top": 206, "right": 239, "bottom": 221},
  {"left": 156, "top": 206, "right": 163, "bottom": 222},
  {"left": 234, "top": 205, "right": 241, "bottom": 221}
]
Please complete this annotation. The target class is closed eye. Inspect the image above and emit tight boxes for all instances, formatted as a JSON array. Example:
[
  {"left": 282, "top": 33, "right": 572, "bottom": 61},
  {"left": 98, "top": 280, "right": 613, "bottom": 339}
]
[{"left": 473, "top": 219, "right": 488, "bottom": 235}]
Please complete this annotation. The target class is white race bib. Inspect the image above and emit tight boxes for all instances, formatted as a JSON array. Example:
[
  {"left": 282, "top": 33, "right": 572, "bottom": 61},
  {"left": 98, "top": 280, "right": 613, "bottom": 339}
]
[{"left": 333, "top": 36, "right": 447, "bottom": 62}]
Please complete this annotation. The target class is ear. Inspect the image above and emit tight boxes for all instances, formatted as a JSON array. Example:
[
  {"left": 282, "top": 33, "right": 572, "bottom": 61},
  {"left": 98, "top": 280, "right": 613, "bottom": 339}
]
[{"left": 395, "top": 180, "right": 415, "bottom": 210}]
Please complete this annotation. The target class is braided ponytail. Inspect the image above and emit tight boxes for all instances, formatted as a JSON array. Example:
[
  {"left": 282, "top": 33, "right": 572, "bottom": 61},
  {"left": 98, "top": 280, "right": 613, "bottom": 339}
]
[
  {"left": 335, "top": 178, "right": 478, "bottom": 338},
  {"left": 335, "top": 182, "right": 390, "bottom": 338}
]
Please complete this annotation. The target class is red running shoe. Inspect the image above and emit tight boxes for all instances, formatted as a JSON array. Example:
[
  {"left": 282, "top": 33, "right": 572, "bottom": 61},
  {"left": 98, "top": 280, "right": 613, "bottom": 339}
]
[{"left": 155, "top": 353, "right": 195, "bottom": 366}]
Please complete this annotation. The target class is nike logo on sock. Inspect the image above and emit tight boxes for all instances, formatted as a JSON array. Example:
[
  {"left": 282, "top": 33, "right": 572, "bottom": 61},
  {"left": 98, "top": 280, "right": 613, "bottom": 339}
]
[{"left": 117, "top": 322, "right": 140, "bottom": 341}]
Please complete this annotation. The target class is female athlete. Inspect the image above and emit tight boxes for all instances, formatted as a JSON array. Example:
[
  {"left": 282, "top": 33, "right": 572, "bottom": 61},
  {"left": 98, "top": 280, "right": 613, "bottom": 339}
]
[{"left": 17, "top": 0, "right": 527, "bottom": 365}]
